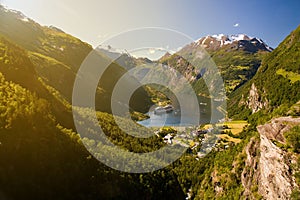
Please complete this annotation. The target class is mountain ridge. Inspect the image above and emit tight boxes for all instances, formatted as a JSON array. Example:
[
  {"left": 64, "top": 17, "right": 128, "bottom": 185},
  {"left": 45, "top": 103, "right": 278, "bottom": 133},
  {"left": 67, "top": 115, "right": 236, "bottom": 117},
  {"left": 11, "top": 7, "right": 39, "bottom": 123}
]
[
  {"left": 159, "top": 33, "right": 271, "bottom": 94},
  {"left": 195, "top": 33, "right": 273, "bottom": 52},
  {"left": 228, "top": 24, "right": 300, "bottom": 120}
]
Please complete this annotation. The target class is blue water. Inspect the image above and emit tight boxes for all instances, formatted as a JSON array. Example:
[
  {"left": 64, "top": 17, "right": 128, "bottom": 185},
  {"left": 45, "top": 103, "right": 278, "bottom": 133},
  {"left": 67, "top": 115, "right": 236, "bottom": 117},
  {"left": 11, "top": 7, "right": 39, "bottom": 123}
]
[
  {"left": 137, "top": 98, "right": 225, "bottom": 127},
  {"left": 137, "top": 111, "right": 199, "bottom": 127}
]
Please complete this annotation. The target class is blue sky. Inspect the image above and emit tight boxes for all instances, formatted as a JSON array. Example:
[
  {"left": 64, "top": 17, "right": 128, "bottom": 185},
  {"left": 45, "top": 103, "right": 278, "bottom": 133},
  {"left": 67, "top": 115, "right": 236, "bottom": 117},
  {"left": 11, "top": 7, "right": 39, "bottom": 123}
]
[{"left": 1, "top": 0, "right": 300, "bottom": 49}]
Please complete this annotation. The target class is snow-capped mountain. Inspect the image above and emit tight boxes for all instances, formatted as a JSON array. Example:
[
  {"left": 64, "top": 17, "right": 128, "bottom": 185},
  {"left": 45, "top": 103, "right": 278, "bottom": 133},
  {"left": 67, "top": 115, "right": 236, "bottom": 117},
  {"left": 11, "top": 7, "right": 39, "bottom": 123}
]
[
  {"left": 0, "top": 5, "right": 31, "bottom": 22},
  {"left": 195, "top": 34, "right": 273, "bottom": 52},
  {"left": 95, "top": 45, "right": 153, "bottom": 70}
]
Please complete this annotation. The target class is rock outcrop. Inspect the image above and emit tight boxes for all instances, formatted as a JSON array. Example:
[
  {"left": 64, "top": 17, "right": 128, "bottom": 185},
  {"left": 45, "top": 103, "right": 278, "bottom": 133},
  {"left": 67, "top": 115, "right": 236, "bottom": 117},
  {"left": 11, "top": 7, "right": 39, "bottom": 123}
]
[
  {"left": 258, "top": 124, "right": 297, "bottom": 199},
  {"left": 242, "top": 117, "right": 300, "bottom": 199},
  {"left": 246, "top": 83, "right": 268, "bottom": 113},
  {"left": 241, "top": 137, "right": 260, "bottom": 199}
]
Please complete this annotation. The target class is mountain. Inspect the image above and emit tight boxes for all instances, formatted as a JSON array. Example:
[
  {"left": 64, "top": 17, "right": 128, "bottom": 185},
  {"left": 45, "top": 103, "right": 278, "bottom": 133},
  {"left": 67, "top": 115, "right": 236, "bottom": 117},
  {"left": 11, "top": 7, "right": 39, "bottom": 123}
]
[
  {"left": 195, "top": 34, "right": 272, "bottom": 52},
  {"left": 0, "top": 6, "right": 184, "bottom": 199},
  {"left": 97, "top": 45, "right": 153, "bottom": 69},
  {"left": 228, "top": 25, "right": 300, "bottom": 120},
  {"left": 0, "top": 65, "right": 184, "bottom": 199},
  {"left": 159, "top": 33, "right": 271, "bottom": 94},
  {"left": 222, "top": 26, "right": 300, "bottom": 199},
  {"left": 168, "top": 29, "right": 300, "bottom": 197},
  {"left": 0, "top": 5, "right": 152, "bottom": 114}
]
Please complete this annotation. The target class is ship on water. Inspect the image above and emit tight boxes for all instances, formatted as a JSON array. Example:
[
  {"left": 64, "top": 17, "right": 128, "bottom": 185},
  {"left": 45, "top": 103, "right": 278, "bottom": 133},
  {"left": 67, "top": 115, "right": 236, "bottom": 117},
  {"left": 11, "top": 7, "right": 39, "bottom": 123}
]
[{"left": 154, "top": 105, "right": 174, "bottom": 115}]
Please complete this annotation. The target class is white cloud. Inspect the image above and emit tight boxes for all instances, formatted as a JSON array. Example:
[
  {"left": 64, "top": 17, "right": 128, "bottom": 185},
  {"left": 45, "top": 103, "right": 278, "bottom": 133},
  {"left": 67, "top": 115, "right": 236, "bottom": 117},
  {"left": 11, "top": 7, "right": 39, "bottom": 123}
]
[{"left": 233, "top": 23, "right": 239, "bottom": 27}]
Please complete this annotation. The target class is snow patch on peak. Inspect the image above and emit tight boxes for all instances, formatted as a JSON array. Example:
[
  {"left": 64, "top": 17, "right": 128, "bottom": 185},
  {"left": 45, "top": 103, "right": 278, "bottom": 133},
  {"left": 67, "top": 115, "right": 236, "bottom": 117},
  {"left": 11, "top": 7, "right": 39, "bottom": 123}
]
[
  {"left": 201, "top": 36, "right": 209, "bottom": 45},
  {"left": 256, "top": 38, "right": 263, "bottom": 43},
  {"left": 21, "top": 17, "right": 29, "bottom": 22},
  {"left": 205, "top": 33, "right": 253, "bottom": 43},
  {"left": 230, "top": 34, "right": 252, "bottom": 41},
  {"left": 97, "top": 45, "right": 130, "bottom": 56},
  {"left": 266, "top": 46, "right": 273, "bottom": 51},
  {"left": 1, "top": 5, "right": 31, "bottom": 22},
  {"left": 253, "top": 37, "right": 273, "bottom": 51},
  {"left": 194, "top": 33, "right": 272, "bottom": 51},
  {"left": 212, "top": 34, "right": 226, "bottom": 41},
  {"left": 0, "top": 5, "right": 9, "bottom": 12}
]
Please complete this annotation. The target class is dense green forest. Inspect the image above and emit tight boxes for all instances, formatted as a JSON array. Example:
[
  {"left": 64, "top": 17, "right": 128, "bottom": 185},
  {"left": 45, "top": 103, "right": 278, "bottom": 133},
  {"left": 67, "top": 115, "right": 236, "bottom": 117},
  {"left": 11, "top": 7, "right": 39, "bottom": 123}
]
[
  {"left": 1, "top": 4, "right": 300, "bottom": 200},
  {"left": 0, "top": 58, "right": 185, "bottom": 199},
  {"left": 0, "top": 6, "right": 184, "bottom": 199},
  {"left": 228, "top": 25, "right": 300, "bottom": 120}
]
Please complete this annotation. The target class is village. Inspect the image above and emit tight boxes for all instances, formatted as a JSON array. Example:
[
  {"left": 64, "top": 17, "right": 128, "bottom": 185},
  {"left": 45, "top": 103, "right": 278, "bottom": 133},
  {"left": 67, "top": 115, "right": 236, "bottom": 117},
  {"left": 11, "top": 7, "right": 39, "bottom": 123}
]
[{"left": 155, "top": 121, "right": 248, "bottom": 158}]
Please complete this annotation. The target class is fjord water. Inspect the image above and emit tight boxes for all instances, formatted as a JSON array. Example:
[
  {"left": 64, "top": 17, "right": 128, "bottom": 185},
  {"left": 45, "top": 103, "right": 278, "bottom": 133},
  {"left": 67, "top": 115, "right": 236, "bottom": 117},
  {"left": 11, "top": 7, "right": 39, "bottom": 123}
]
[
  {"left": 137, "top": 102, "right": 216, "bottom": 127},
  {"left": 137, "top": 110, "right": 186, "bottom": 127}
]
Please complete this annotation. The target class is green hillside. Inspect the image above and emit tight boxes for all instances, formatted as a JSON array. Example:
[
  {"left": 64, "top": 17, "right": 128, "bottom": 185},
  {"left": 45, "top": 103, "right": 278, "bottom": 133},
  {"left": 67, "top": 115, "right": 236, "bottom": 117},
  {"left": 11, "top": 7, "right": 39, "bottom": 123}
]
[
  {"left": 0, "top": 6, "right": 183, "bottom": 199},
  {"left": 0, "top": 5, "right": 152, "bottom": 114},
  {"left": 228, "top": 25, "right": 300, "bottom": 120},
  {"left": 0, "top": 70, "right": 184, "bottom": 199},
  {"left": 160, "top": 36, "right": 269, "bottom": 95}
]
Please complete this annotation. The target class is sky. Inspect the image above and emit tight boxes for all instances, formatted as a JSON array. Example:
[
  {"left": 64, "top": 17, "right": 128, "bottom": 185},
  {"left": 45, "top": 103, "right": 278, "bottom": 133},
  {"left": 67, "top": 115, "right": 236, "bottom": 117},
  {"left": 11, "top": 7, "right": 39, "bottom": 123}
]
[{"left": 1, "top": 0, "right": 300, "bottom": 58}]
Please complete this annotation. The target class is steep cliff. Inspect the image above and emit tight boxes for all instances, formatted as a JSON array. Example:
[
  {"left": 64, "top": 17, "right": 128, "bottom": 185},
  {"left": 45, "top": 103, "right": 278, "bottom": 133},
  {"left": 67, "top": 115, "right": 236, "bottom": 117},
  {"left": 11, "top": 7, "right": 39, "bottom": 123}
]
[
  {"left": 242, "top": 117, "right": 300, "bottom": 199},
  {"left": 239, "top": 83, "right": 269, "bottom": 113}
]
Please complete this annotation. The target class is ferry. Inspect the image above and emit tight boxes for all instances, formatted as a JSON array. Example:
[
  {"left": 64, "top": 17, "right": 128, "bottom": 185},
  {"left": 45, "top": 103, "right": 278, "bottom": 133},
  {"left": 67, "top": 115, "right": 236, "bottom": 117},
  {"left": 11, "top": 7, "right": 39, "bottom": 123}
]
[{"left": 154, "top": 105, "right": 174, "bottom": 115}]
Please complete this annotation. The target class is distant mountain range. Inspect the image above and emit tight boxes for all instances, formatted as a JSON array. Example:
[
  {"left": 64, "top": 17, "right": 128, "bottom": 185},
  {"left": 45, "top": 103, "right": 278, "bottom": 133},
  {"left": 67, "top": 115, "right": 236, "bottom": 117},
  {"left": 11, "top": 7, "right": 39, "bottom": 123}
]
[
  {"left": 159, "top": 33, "right": 271, "bottom": 94},
  {"left": 85, "top": 30, "right": 274, "bottom": 98},
  {"left": 195, "top": 34, "right": 273, "bottom": 52}
]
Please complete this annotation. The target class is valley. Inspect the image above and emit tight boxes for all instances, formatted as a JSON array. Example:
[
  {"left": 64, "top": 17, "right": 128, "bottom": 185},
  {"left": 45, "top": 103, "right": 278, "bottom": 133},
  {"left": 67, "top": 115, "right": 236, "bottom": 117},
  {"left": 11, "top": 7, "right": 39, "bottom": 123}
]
[{"left": 0, "top": 3, "right": 300, "bottom": 200}]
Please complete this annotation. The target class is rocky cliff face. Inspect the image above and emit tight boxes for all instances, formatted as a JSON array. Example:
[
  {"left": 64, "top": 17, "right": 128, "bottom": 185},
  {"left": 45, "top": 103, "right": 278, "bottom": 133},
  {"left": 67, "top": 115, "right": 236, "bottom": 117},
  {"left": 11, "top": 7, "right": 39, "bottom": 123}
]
[
  {"left": 240, "top": 83, "right": 268, "bottom": 113},
  {"left": 242, "top": 117, "right": 300, "bottom": 199},
  {"left": 241, "top": 137, "right": 260, "bottom": 199}
]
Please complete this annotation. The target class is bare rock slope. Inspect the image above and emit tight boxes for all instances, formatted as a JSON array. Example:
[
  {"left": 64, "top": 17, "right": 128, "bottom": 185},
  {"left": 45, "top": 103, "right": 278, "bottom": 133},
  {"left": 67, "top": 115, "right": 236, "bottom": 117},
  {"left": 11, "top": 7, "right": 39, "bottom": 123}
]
[{"left": 242, "top": 117, "right": 300, "bottom": 199}]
